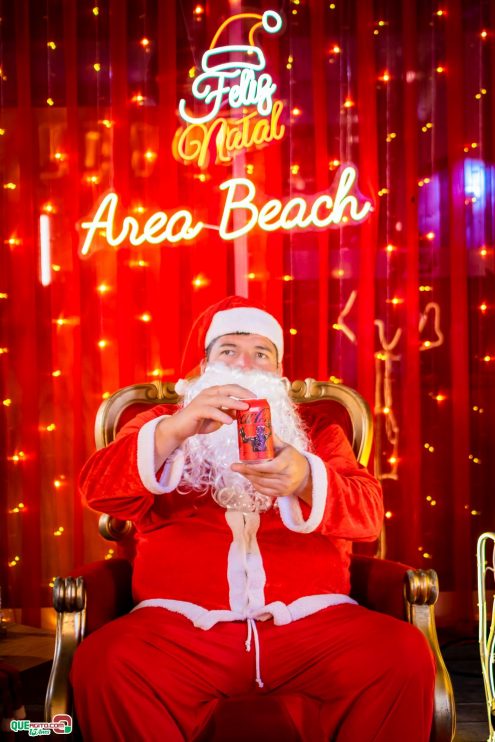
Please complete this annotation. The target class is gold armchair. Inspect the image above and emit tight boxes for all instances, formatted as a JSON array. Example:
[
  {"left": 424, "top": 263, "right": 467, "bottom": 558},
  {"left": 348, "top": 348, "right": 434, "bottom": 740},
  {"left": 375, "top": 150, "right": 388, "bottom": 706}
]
[{"left": 45, "top": 379, "right": 456, "bottom": 741}]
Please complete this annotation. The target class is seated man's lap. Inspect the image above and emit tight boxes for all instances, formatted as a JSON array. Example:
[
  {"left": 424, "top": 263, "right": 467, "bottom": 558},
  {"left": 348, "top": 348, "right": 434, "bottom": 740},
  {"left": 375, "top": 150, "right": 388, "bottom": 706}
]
[
  {"left": 256, "top": 604, "right": 435, "bottom": 698},
  {"left": 71, "top": 608, "right": 254, "bottom": 700},
  {"left": 71, "top": 603, "right": 435, "bottom": 703}
]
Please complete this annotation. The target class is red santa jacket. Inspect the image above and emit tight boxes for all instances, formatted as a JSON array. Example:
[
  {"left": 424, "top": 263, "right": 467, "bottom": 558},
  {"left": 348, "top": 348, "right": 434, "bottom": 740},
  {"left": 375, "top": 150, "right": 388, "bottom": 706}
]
[{"left": 79, "top": 403, "right": 383, "bottom": 630}]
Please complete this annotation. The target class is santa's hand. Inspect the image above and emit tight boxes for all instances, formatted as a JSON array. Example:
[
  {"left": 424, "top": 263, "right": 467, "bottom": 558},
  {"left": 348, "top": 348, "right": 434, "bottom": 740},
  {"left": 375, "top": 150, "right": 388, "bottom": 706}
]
[
  {"left": 230, "top": 434, "right": 312, "bottom": 505},
  {"left": 155, "top": 384, "right": 253, "bottom": 460}
]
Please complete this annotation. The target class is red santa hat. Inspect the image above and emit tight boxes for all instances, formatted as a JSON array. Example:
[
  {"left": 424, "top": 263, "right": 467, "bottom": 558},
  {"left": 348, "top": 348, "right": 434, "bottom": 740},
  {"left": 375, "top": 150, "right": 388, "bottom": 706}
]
[{"left": 180, "top": 296, "right": 284, "bottom": 377}]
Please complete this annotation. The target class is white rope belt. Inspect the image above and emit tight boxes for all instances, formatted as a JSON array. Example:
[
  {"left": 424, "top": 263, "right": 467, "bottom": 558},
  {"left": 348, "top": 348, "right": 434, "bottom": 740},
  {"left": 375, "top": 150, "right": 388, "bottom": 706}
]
[{"left": 245, "top": 618, "right": 264, "bottom": 688}]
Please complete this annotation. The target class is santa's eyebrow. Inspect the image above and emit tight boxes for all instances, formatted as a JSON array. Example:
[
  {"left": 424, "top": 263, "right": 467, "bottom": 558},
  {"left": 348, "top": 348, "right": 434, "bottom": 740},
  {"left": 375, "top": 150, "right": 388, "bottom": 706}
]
[{"left": 216, "top": 341, "right": 275, "bottom": 355}]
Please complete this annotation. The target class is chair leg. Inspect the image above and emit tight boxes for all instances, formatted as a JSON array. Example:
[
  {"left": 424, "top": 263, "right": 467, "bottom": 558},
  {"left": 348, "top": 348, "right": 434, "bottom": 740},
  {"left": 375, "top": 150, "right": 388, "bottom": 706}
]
[
  {"left": 44, "top": 577, "right": 85, "bottom": 722},
  {"left": 405, "top": 569, "right": 456, "bottom": 742}
]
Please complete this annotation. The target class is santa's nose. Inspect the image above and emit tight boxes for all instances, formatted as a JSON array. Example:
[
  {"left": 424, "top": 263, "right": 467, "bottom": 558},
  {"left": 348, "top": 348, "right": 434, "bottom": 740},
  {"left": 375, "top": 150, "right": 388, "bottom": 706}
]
[{"left": 235, "top": 353, "right": 254, "bottom": 369}]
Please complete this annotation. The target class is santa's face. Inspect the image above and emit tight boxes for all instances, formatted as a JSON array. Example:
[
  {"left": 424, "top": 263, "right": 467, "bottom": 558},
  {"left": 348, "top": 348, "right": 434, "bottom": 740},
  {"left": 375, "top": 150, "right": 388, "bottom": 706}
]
[
  {"left": 207, "top": 333, "right": 280, "bottom": 374},
  {"left": 177, "top": 356, "right": 309, "bottom": 513}
]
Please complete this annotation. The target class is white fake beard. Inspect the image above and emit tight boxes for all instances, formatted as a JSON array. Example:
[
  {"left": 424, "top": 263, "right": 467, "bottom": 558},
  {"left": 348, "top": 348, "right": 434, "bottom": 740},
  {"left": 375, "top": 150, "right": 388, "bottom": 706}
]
[{"left": 175, "top": 362, "right": 310, "bottom": 513}]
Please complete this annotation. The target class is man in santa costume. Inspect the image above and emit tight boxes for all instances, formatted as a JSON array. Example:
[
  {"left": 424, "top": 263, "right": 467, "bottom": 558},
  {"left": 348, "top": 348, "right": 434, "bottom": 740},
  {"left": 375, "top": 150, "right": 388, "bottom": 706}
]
[{"left": 72, "top": 296, "right": 435, "bottom": 741}]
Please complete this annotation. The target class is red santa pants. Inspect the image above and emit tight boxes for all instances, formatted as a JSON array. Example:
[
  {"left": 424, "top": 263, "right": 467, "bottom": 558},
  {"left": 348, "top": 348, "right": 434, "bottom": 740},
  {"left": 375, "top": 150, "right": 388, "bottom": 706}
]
[{"left": 71, "top": 604, "right": 435, "bottom": 742}]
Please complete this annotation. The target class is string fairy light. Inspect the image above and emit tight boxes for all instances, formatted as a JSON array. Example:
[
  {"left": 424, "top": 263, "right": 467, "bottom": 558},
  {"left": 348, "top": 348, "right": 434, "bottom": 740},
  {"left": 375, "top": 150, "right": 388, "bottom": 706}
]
[
  {"left": 191, "top": 275, "right": 208, "bottom": 288},
  {"left": 9, "top": 503, "right": 25, "bottom": 514},
  {"left": 8, "top": 451, "right": 26, "bottom": 463}
]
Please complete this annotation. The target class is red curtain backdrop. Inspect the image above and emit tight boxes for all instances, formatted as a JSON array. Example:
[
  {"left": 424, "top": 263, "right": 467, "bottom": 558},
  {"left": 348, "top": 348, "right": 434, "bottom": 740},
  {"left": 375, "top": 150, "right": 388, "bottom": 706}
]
[{"left": 1, "top": 0, "right": 494, "bottom": 627}]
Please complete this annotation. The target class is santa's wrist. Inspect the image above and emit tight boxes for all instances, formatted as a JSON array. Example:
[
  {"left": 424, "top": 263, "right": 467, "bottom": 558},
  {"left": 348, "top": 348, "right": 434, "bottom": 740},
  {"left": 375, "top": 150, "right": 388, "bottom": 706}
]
[
  {"left": 155, "top": 416, "right": 186, "bottom": 459},
  {"left": 294, "top": 462, "right": 312, "bottom": 505}
]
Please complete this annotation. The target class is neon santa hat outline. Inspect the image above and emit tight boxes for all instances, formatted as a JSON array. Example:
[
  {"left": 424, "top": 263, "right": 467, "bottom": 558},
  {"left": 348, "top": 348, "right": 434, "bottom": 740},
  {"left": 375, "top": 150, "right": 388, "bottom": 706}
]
[{"left": 201, "top": 10, "right": 284, "bottom": 73}]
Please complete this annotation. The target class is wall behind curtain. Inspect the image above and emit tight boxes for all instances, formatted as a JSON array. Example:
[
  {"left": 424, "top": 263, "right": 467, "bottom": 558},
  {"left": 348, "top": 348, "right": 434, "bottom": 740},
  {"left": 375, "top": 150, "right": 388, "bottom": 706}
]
[{"left": 0, "top": 0, "right": 494, "bottom": 626}]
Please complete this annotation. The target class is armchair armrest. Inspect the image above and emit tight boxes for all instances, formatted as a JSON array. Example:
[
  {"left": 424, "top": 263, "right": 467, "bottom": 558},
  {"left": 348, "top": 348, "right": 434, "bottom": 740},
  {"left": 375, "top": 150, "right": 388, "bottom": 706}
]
[
  {"left": 45, "top": 558, "right": 133, "bottom": 723},
  {"left": 350, "top": 553, "right": 410, "bottom": 619},
  {"left": 404, "top": 569, "right": 456, "bottom": 742},
  {"left": 350, "top": 554, "right": 455, "bottom": 742}
]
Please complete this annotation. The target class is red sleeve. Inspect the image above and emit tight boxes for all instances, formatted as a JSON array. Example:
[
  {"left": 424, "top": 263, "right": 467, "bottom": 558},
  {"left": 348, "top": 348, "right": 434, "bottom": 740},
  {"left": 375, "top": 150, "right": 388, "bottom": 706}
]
[
  {"left": 308, "top": 423, "right": 383, "bottom": 541},
  {"left": 78, "top": 404, "right": 175, "bottom": 521}
]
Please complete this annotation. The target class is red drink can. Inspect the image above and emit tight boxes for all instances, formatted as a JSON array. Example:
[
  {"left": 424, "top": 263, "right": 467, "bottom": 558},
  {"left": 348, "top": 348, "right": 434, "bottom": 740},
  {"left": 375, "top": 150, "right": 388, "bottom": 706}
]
[{"left": 236, "top": 399, "right": 274, "bottom": 462}]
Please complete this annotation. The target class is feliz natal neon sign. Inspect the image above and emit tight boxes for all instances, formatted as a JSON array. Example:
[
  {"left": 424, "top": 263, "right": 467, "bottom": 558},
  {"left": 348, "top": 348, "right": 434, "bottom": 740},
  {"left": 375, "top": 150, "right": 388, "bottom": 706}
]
[
  {"left": 173, "top": 10, "right": 285, "bottom": 168},
  {"left": 78, "top": 10, "right": 373, "bottom": 256}
]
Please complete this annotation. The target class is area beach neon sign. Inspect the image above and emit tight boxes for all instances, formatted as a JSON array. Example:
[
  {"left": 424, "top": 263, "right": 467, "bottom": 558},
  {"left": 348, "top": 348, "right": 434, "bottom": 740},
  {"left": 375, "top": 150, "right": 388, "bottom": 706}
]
[
  {"left": 173, "top": 10, "right": 285, "bottom": 168},
  {"left": 78, "top": 10, "right": 373, "bottom": 256},
  {"left": 80, "top": 166, "right": 372, "bottom": 254}
]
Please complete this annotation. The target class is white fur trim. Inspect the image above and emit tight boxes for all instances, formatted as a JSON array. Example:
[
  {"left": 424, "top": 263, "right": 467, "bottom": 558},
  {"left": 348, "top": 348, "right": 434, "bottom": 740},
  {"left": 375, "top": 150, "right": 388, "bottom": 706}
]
[
  {"left": 136, "top": 416, "right": 184, "bottom": 494},
  {"left": 205, "top": 307, "right": 284, "bottom": 360},
  {"left": 132, "top": 593, "right": 357, "bottom": 629},
  {"left": 284, "top": 594, "right": 357, "bottom": 621},
  {"left": 225, "top": 511, "right": 266, "bottom": 614},
  {"left": 131, "top": 599, "right": 243, "bottom": 629},
  {"left": 277, "top": 452, "right": 328, "bottom": 533}
]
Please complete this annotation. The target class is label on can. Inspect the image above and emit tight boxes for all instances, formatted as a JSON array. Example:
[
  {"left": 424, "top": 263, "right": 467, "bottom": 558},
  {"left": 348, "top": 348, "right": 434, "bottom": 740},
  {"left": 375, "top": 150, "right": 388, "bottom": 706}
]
[{"left": 236, "top": 399, "right": 274, "bottom": 462}]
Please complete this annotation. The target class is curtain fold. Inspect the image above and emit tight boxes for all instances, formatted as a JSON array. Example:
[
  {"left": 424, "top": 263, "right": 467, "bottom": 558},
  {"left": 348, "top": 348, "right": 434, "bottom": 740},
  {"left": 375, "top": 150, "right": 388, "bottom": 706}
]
[{"left": 446, "top": 0, "right": 473, "bottom": 624}]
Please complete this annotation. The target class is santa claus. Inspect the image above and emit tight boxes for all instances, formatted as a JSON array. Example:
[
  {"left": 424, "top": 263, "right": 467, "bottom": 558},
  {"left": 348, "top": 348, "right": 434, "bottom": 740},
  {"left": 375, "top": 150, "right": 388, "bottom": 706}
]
[{"left": 72, "top": 296, "right": 435, "bottom": 742}]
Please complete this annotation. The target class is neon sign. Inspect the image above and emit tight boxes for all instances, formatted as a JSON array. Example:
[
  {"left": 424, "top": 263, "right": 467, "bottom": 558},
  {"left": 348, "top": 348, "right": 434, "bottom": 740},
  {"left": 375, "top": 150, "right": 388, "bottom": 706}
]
[
  {"left": 79, "top": 193, "right": 203, "bottom": 256},
  {"left": 79, "top": 166, "right": 372, "bottom": 256},
  {"left": 173, "top": 101, "right": 284, "bottom": 169},
  {"left": 78, "top": 9, "right": 374, "bottom": 255},
  {"left": 218, "top": 166, "right": 372, "bottom": 239},
  {"left": 174, "top": 11, "right": 285, "bottom": 167}
]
